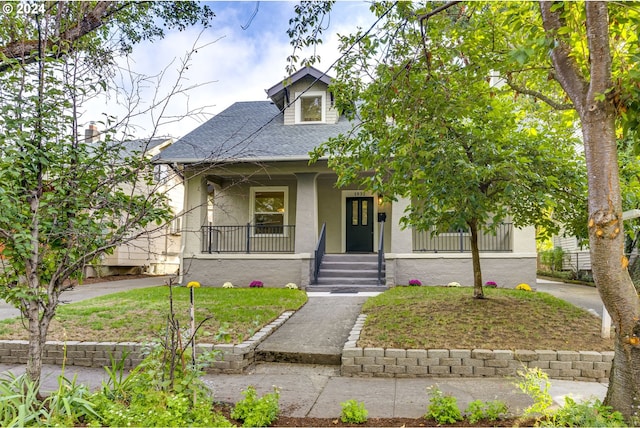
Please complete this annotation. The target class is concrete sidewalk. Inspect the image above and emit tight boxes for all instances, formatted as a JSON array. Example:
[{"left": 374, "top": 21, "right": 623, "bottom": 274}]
[{"left": 0, "top": 362, "right": 607, "bottom": 419}]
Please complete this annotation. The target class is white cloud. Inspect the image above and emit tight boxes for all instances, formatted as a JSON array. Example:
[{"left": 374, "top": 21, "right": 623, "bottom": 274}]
[{"left": 84, "top": 1, "right": 375, "bottom": 140}]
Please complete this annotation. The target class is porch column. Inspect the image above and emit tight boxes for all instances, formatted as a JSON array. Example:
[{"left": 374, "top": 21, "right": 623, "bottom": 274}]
[
  {"left": 294, "top": 173, "right": 318, "bottom": 253},
  {"left": 390, "top": 196, "right": 413, "bottom": 253}
]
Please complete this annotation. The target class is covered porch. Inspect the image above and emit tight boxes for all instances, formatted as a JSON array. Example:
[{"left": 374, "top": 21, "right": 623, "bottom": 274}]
[{"left": 178, "top": 163, "right": 535, "bottom": 289}]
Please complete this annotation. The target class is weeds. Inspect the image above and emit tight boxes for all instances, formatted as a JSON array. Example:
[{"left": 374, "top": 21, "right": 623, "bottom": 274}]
[
  {"left": 340, "top": 399, "right": 368, "bottom": 424},
  {"left": 425, "top": 386, "right": 463, "bottom": 424},
  {"left": 465, "top": 399, "right": 508, "bottom": 423},
  {"left": 231, "top": 386, "right": 281, "bottom": 427}
]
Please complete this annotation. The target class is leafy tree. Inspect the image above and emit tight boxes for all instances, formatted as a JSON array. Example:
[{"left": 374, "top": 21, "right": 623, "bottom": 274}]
[
  {"left": 503, "top": 1, "right": 640, "bottom": 420},
  {"left": 291, "top": 0, "right": 640, "bottom": 420},
  {"left": 304, "top": 2, "right": 586, "bottom": 298},
  {"left": 0, "top": 3, "right": 214, "bottom": 386}
]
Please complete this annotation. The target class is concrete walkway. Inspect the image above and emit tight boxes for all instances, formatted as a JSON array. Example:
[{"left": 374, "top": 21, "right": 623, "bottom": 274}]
[
  {"left": 0, "top": 277, "right": 610, "bottom": 420},
  {"left": 256, "top": 294, "right": 368, "bottom": 365},
  {"left": 535, "top": 278, "right": 604, "bottom": 317}
]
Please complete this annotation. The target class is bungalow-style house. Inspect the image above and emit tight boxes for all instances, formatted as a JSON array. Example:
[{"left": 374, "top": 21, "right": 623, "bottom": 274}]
[
  {"left": 83, "top": 125, "right": 183, "bottom": 277},
  {"left": 155, "top": 67, "right": 537, "bottom": 290}
]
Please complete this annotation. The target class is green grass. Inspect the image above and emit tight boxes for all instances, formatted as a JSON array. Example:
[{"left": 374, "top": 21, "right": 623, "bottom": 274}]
[
  {"left": 0, "top": 286, "right": 307, "bottom": 344},
  {"left": 360, "top": 286, "right": 614, "bottom": 352},
  {"left": 0, "top": 285, "right": 612, "bottom": 352}
]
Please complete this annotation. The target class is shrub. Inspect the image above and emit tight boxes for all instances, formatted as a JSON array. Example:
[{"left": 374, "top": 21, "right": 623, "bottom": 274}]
[
  {"left": 285, "top": 282, "right": 298, "bottom": 289},
  {"left": 447, "top": 281, "right": 461, "bottom": 287},
  {"left": 425, "top": 386, "right": 463, "bottom": 424},
  {"left": 484, "top": 281, "right": 498, "bottom": 288},
  {"left": 515, "top": 283, "right": 532, "bottom": 291},
  {"left": 249, "top": 280, "right": 264, "bottom": 288},
  {"left": 408, "top": 279, "right": 422, "bottom": 286},
  {"left": 539, "top": 247, "right": 565, "bottom": 272},
  {"left": 231, "top": 386, "right": 280, "bottom": 427},
  {"left": 223, "top": 282, "right": 234, "bottom": 288},
  {"left": 340, "top": 399, "right": 368, "bottom": 424}
]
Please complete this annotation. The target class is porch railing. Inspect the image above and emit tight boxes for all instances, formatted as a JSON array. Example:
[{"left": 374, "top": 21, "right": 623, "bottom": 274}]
[
  {"left": 412, "top": 222, "right": 512, "bottom": 253},
  {"left": 312, "top": 222, "right": 327, "bottom": 285},
  {"left": 378, "top": 221, "right": 385, "bottom": 285},
  {"left": 201, "top": 224, "right": 295, "bottom": 253}
]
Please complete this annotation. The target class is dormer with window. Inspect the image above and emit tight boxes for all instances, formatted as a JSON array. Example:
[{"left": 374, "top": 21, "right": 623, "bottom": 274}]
[{"left": 266, "top": 66, "right": 339, "bottom": 125}]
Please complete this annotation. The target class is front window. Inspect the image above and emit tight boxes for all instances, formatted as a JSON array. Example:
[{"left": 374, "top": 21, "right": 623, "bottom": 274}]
[
  {"left": 295, "top": 91, "right": 325, "bottom": 123},
  {"left": 251, "top": 187, "right": 288, "bottom": 234}
]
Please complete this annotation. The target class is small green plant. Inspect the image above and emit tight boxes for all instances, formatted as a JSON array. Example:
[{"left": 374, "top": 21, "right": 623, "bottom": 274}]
[
  {"left": 231, "top": 385, "right": 280, "bottom": 427},
  {"left": 340, "top": 399, "right": 369, "bottom": 424},
  {"left": 516, "top": 367, "right": 553, "bottom": 418},
  {"left": 465, "top": 399, "right": 508, "bottom": 423},
  {"left": 88, "top": 347, "right": 229, "bottom": 427},
  {"left": 0, "top": 372, "right": 48, "bottom": 426},
  {"left": 425, "top": 386, "right": 463, "bottom": 424},
  {"left": 539, "top": 397, "right": 626, "bottom": 427},
  {"left": 44, "top": 374, "right": 100, "bottom": 426}
]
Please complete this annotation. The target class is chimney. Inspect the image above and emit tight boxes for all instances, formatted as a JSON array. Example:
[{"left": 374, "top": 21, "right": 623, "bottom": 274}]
[{"left": 84, "top": 122, "right": 99, "bottom": 143}]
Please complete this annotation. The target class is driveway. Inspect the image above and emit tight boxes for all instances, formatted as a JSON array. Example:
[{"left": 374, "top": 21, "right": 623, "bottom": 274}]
[
  {"left": 0, "top": 276, "right": 171, "bottom": 321},
  {"left": 535, "top": 278, "right": 605, "bottom": 317}
]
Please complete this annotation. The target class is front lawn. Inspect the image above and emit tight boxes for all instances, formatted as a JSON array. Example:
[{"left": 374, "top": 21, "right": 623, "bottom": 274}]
[
  {"left": 359, "top": 286, "right": 614, "bottom": 352},
  {"left": 0, "top": 287, "right": 307, "bottom": 344}
]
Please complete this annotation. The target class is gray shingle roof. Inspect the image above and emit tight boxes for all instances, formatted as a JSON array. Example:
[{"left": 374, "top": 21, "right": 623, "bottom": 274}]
[{"left": 155, "top": 101, "right": 355, "bottom": 164}]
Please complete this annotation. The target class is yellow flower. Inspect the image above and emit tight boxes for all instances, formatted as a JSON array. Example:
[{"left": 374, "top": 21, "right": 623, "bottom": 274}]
[
  {"left": 187, "top": 281, "right": 201, "bottom": 288},
  {"left": 515, "top": 283, "right": 532, "bottom": 291}
]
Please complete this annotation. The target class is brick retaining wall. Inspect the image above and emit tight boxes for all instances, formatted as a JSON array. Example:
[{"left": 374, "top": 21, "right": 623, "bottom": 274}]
[
  {"left": 0, "top": 311, "right": 295, "bottom": 374},
  {"left": 0, "top": 311, "right": 613, "bottom": 382},
  {"left": 341, "top": 315, "right": 613, "bottom": 382}
]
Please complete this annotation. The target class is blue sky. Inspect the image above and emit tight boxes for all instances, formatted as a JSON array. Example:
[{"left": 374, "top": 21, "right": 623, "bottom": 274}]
[{"left": 87, "top": 1, "right": 375, "bottom": 140}]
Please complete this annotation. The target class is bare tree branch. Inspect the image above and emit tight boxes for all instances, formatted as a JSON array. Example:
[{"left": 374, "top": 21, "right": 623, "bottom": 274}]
[{"left": 504, "top": 75, "right": 574, "bottom": 110}]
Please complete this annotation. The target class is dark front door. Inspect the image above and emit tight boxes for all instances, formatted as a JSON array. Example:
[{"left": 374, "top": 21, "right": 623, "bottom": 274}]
[{"left": 346, "top": 197, "right": 373, "bottom": 252}]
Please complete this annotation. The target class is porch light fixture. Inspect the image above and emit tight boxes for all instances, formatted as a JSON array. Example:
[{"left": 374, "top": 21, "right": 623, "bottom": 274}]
[{"left": 378, "top": 194, "right": 383, "bottom": 205}]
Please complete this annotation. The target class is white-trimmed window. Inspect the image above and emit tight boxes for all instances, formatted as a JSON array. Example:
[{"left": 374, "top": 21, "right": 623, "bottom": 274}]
[
  {"left": 295, "top": 91, "right": 325, "bottom": 123},
  {"left": 250, "top": 186, "right": 288, "bottom": 235}
]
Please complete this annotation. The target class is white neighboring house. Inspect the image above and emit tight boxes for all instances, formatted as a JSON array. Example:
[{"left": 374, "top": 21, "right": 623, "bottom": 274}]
[
  {"left": 551, "top": 234, "right": 591, "bottom": 273},
  {"left": 551, "top": 209, "right": 640, "bottom": 275},
  {"left": 83, "top": 124, "right": 184, "bottom": 277}
]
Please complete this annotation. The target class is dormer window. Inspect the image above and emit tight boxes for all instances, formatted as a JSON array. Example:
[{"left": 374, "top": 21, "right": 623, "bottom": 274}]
[{"left": 295, "top": 91, "right": 325, "bottom": 123}]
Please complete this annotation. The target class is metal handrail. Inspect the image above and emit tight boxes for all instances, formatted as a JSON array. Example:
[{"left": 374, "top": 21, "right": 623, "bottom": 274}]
[
  {"left": 378, "top": 221, "right": 385, "bottom": 285},
  {"left": 201, "top": 224, "right": 295, "bottom": 253},
  {"left": 313, "top": 223, "right": 327, "bottom": 285},
  {"left": 412, "top": 222, "right": 513, "bottom": 252}
]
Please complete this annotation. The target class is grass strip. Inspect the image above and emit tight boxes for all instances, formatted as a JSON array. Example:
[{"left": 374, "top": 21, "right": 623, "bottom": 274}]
[
  {"left": 0, "top": 287, "right": 307, "bottom": 344},
  {"left": 360, "top": 286, "right": 613, "bottom": 352}
]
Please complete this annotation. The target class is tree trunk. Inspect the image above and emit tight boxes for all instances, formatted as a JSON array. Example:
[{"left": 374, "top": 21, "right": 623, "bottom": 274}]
[
  {"left": 26, "top": 303, "right": 43, "bottom": 385},
  {"left": 583, "top": 112, "right": 640, "bottom": 417},
  {"left": 539, "top": 2, "right": 640, "bottom": 420},
  {"left": 468, "top": 219, "right": 484, "bottom": 298}
]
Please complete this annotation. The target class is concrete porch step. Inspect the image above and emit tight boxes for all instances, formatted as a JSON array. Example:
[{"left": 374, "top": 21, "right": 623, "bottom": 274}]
[
  {"left": 322, "top": 254, "right": 379, "bottom": 262},
  {"left": 320, "top": 261, "right": 379, "bottom": 270},
  {"left": 315, "top": 253, "right": 386, "bottom": 291},
  {"left": 319, "top": 269, "right": 381, "bottom": 279},
  {"left": 316, "top": 276, "right": 382, "bottom": 286},
  {"left": 307, "top": 285, "right": 387, "bottom": 293}
]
